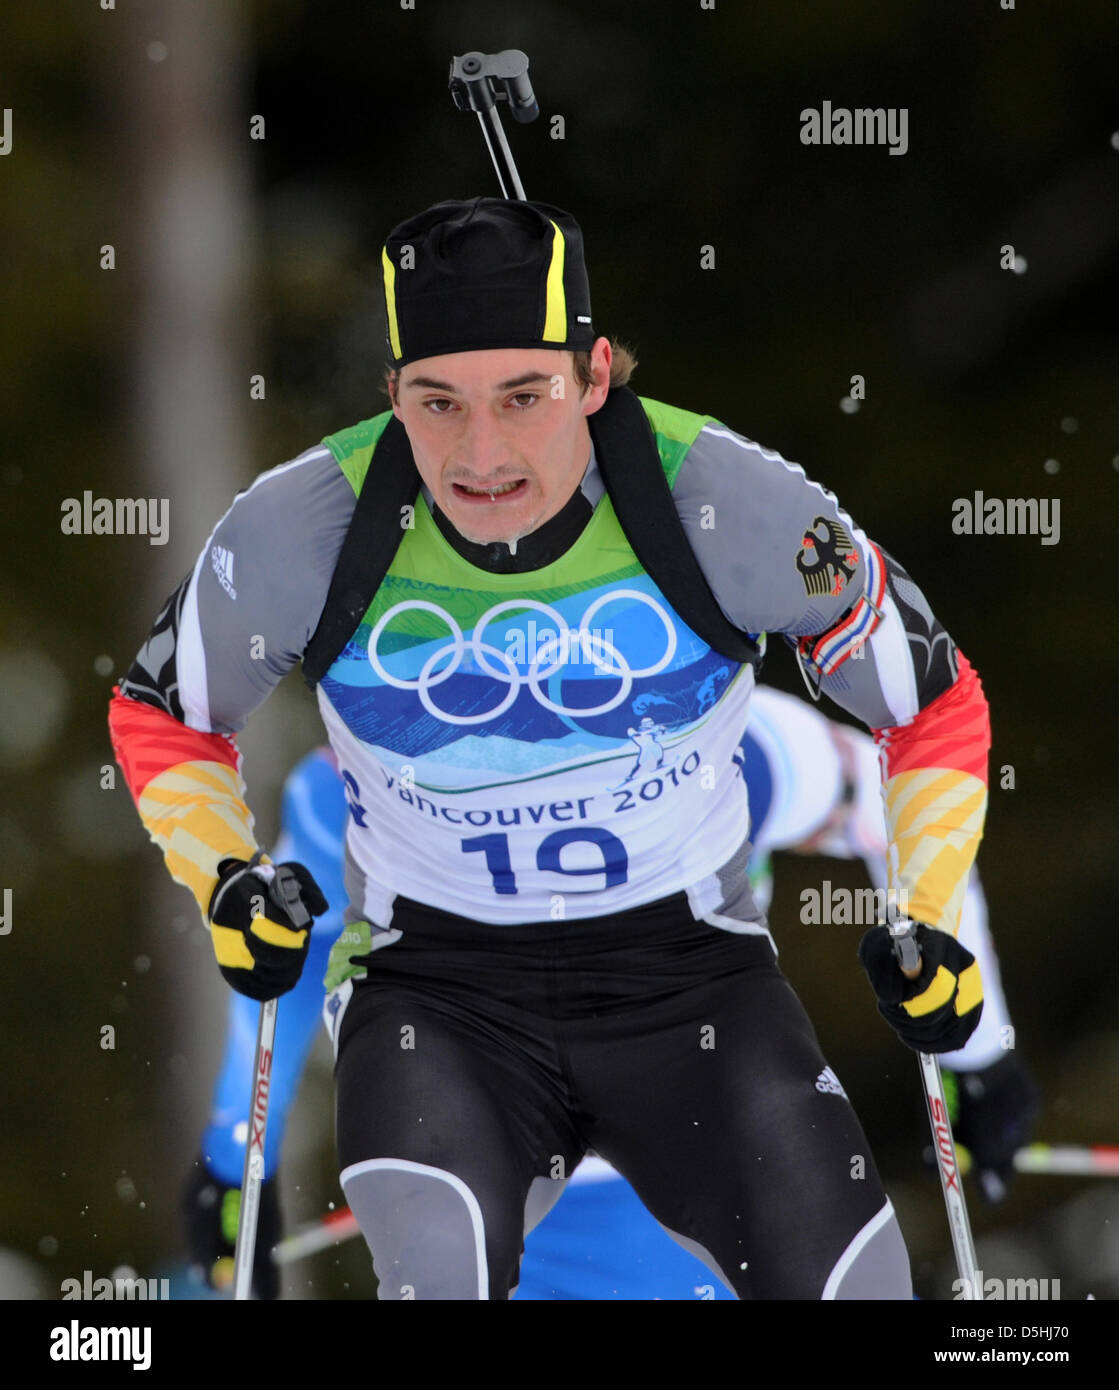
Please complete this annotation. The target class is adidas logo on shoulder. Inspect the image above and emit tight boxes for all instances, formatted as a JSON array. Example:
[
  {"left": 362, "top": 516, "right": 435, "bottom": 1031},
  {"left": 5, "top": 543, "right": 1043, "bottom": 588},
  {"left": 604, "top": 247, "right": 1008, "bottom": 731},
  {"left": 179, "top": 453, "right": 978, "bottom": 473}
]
[
  {"left": 815, "top": 1066, "right": 848, "bottom": 1098},
  {"left": 211, "top": 544, "right": 237, "bottom": 600}
]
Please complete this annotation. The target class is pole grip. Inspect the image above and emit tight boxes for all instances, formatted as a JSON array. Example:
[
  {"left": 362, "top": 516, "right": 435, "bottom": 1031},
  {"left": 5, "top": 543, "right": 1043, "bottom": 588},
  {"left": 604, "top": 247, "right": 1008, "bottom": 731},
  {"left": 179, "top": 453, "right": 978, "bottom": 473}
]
[
  {"left": 270, "top": 863, "right": 311, "bottom": 929},
  {"left": 889, "top": 916, "right": 923, "bottom": 980}
]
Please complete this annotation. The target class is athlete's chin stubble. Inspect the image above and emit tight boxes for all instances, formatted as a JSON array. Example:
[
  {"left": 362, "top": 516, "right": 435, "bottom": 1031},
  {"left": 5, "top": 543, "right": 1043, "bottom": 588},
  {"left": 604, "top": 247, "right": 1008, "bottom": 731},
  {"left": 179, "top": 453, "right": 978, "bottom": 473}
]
[{"left": 443, "top": 488, "right": 549, "bottom": 548}]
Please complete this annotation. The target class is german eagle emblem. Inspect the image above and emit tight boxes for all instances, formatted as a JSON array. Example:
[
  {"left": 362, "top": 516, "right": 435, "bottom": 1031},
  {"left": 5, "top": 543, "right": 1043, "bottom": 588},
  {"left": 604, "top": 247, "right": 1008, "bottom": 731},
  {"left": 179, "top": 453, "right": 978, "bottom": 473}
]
[{"left": 795, "top": 516, "right": 859, "bottom": 598}]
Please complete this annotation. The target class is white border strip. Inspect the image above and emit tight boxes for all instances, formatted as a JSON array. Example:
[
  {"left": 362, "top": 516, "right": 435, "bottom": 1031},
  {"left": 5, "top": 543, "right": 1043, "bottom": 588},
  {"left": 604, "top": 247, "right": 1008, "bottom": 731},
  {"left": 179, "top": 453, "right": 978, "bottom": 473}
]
[{"left": 821, "top": 1198, "right": 897, "bottom": 1300}]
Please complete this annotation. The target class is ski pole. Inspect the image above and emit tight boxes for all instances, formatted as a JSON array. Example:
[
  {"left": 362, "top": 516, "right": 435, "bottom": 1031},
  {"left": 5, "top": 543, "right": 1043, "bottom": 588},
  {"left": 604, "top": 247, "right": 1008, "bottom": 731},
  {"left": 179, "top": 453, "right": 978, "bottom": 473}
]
[
  {"left": 232, "top": 864, "right": 311, "bottom": 1301},
  {"left": 890, "top": 918, "right": 982, "bottom": 1298},
  {"left": 1012, "top": 1143, "right": 1119, "bottom": 1177},
  {"left": 273, "top": 1206, "right": 360, "bottom": 1266},
  {"left": 449, "top": 49, "right": 539, "bottom": 201},
  {"left": 232, "top": 996, "right": 276, "bottom": 1301}
]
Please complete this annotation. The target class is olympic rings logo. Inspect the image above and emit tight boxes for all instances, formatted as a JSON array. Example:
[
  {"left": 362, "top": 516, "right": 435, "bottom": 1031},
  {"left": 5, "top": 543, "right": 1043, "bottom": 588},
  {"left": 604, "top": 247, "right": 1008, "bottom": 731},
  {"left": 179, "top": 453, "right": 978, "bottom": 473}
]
[{"left": 367, "top": 591, "right": 678, "bottom": 725}]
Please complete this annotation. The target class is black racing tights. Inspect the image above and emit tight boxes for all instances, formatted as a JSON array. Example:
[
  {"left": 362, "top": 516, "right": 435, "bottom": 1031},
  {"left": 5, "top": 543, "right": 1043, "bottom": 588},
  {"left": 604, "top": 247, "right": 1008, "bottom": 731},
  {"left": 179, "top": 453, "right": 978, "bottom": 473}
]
[{"left": 334, "top": 892, "right": 911, "bottom": 1300}]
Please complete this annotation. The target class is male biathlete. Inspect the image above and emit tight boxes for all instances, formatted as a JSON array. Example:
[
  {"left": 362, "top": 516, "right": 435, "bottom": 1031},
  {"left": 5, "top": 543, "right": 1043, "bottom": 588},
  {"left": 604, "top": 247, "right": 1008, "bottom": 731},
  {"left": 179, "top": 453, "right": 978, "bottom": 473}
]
[
  {"left": 112, "top": 197, "right": 991, "bottom": 1299},
  {"left": 183, "top": 689, "right": 1037, "bottom": 1299}
]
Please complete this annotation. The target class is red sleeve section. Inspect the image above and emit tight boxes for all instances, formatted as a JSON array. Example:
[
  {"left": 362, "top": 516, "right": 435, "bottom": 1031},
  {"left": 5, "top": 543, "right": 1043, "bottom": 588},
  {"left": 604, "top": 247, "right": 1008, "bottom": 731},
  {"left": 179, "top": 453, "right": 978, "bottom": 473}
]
[
  {"left": 871, "top": 652, "right": 990, "bottom": 783},
  {"left": 108, "top": 689, "right": 241, "bottom": 801}
]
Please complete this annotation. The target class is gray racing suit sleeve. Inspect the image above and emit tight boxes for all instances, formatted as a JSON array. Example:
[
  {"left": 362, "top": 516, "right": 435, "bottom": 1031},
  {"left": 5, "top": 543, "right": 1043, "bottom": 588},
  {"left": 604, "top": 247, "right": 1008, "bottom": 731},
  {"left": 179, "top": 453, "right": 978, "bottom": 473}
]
[
  {"left": 119, "top": 444, "right": 356, "bottom": 732},
  {"left": 676, "top": 419, "right": 991, "bottom": 940},
  {"left": 675, "top": 421, "right": 957, "bottom": 728}
]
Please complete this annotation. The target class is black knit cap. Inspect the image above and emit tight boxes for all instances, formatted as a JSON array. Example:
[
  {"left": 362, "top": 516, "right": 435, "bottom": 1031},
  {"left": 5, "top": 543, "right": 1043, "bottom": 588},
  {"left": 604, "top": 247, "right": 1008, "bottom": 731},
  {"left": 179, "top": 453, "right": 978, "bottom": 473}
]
[{"left": 381, "top": 197, "right": 595, "bottom": 368}]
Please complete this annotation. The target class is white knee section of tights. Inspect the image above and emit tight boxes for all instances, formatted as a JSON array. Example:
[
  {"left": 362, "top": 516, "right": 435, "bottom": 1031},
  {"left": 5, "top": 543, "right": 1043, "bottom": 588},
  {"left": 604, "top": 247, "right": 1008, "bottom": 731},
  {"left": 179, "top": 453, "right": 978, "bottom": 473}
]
[{"left": 341, "top": 1157, "right": 489, "bottom": 1300}]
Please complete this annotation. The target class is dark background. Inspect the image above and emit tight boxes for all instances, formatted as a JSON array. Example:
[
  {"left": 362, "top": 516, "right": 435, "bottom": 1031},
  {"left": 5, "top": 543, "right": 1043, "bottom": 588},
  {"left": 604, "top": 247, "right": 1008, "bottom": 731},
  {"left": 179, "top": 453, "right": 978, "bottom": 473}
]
[{"left": 1, "top": 0, "right": 1116, "bottom": 1301}]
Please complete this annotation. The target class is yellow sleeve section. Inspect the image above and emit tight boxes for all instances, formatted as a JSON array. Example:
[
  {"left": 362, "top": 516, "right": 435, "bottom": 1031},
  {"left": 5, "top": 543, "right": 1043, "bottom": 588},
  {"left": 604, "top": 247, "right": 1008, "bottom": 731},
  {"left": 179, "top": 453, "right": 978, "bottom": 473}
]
[
  {"left": 136, "top": 759, "right": 258, "bottom": 920},
  {"left": 884, "top": 768, "right": 988, "bottom": 934}
]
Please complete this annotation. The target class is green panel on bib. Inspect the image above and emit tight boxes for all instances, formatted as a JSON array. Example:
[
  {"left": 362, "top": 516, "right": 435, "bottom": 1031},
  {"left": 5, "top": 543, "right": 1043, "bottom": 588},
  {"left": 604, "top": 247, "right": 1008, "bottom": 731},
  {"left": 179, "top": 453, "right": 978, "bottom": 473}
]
[
  {"left": 370, "top": 491, "right": 645, "bottom": 648},
  {"left": 638, "top": 396, "right": 717, "bottom": 489},
  {"left": 324, "top": 920, "right": 373, "bottom": 992},
  {"left": 322, "top": 412, "right": 394, "bottom": 496}
]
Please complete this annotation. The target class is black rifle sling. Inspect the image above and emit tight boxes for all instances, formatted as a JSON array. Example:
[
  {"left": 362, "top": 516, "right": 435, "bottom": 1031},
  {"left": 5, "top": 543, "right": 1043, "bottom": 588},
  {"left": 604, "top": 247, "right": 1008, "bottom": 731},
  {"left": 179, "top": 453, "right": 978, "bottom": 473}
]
[
  {"left": 303, "top": 388, "right": 762, "bottom": 688},
  {"left": 302, "top": 415, "right": 421, "bottom": 688},
  {"left": 589, "top": 387, "right": 763, "bottom": 669}
]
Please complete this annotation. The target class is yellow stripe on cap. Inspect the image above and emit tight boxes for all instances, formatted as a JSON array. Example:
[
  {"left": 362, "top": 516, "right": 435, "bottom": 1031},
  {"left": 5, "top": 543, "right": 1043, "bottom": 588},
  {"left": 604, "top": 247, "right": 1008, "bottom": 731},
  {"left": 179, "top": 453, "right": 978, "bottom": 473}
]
[
  {"left": 542, "top": 220, "right": 567, "bottom": 343},
  {"left": 382, "top": 247, "right": 402, "bottom": 359}
]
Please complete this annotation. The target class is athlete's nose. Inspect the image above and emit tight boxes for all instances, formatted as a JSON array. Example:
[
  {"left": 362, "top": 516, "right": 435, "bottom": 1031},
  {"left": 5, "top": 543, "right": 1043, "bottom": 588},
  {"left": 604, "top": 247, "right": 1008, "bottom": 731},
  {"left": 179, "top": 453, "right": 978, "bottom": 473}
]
[{"left": 452, "top": 409, "right": 510, "bottom": 480}]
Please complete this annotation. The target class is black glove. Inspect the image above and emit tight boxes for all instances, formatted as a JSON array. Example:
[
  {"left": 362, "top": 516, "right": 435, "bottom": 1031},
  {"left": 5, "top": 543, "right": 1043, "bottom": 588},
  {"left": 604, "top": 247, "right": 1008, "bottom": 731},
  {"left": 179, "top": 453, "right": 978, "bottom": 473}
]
[
  {"left": 858, "top": 921, "right": 983, "bottom": 1052},
  {"left": 946, "top": 1052, "right": 1042, "bottom": 1203},
  {"left": 181, "top": 1155, "right": 280, "bottom": 1300},
  {"left": 208, "top": 853, "right": 327, "bottom": 1000}
]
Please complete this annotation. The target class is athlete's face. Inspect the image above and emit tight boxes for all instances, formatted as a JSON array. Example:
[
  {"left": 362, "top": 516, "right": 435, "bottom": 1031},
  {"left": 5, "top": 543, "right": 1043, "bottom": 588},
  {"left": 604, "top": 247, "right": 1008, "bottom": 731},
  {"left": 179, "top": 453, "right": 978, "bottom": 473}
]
[{"left": 392, "top": 338, "right": 612, "bottom": 547}]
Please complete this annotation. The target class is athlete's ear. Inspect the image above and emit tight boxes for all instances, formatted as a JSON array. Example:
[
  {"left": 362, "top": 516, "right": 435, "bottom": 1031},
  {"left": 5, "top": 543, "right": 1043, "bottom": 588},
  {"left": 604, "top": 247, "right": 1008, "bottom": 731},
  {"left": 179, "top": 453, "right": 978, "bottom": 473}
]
[
  {"left": 581, "top": 337, "right": 612, "bottom": 417},
  {"left": 387, "top": 369, "right": 403, "bottom": 419}
]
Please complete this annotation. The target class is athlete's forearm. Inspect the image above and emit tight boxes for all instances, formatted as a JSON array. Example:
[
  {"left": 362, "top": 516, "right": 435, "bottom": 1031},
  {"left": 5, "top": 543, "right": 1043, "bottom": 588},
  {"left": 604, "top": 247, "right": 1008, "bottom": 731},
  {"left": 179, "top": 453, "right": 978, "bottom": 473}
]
[
  {"left": 819, "top": 662, "right": 991, "bottom": 937},
  {"left": 108, "top": 689, "right": 258, "bottom": 919},
  {"left": 794, "top": 540, "right": 989, "bottom": 934},
  {"left": 108, "top": 443, "right": 354, "bottom": 914},
  {"left": 868, "top": 651, "right": 989, "bottom": 933},
  {"left": 816, "top": 653, "right": 990, "bottom": 934}
]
